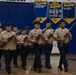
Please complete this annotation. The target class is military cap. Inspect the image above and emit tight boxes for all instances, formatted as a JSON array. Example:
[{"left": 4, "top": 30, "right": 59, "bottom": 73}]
[{"left": 33, "top": 20, "right": 40, "bottom": 25}]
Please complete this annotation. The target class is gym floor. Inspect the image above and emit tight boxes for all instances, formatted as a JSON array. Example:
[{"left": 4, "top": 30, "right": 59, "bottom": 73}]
[{"left": 0, "top": 54, "right": 76, "bottom": 75}]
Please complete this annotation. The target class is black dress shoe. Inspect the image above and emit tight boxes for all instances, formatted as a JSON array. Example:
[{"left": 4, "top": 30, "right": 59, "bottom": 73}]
[
  {"left": 6, "top": 69, "right": 11, "bottom": 74},
  {"left": 22, "top": 67, "right": 26, "bottom": 70},
  {"left": 38, "top": 69, "right": 42, "bottom": 73},
  {"left": 64, "top": 68, "right": 69, "bottom": 72},
  {"left": 58, "top": 67, "right": 63, "bottom": 71}
]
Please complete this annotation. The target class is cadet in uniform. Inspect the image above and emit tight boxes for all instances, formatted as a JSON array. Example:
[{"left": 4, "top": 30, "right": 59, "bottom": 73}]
[
  {"left": 17, "top": 29, "right": 29, "bottom": 70},
  {"left": 43, "top": 22, "right": 54, "bottom": 69},
  {"left": 0, "top": 33, "right": 2, "bottom": 69},
  {"left": 12, "top": 25, "right": 19, "bottom": 67},
  {"left": 28, "top": 20, "right": 45, "bottom": 73},
  {"left": 0, "top": 24, "right": 17, "bottom": 74},
  {"left": 0, "top": 22, "right": 3, "bottom": 69},
  {"left": 54, "top": 20, "right": 72, "bottom": 72}
]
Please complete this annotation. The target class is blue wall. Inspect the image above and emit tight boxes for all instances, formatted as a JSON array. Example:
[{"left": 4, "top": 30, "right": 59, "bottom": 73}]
[
  {"left": 0, "top": 2, "right": 35, "bottom": 29},
  {"left": 0, "top": 2, "right": 76, "bottom": 54}
]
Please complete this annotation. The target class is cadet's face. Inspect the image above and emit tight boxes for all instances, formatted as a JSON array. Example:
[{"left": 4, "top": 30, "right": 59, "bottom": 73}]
[
  {"left": 6, "top": 26, "right": 11, "bottom": 32},
  {"left": 22, "top": 30, "right": 26, "bottom": 35},
  {"left": 46, "top": 23, "right": 51, "bottom": 28},
  {"left": 34, "top": 24, "right": 40, "bottom": 29},
  {"left": 13, "top": 27, "right": 18, "bottom": 32},
  {"left": 60, "top": 22, "right": 65, "bottom": 29}
]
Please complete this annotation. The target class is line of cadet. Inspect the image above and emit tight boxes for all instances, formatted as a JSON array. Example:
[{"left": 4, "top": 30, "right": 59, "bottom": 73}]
[{"left": 0, "top": 20, "right": 72, "bottom": 74}]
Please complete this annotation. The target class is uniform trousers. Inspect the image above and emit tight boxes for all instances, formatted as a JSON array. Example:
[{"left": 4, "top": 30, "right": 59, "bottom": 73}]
[
  {"left": 58, "top": 43, "right": 69, "bottom": 69},
  {"left": 13, "top": 46, "right": 19, "bottom": 66},
  {"left": 44, "top": 44, "right": 53, "bottom": 67},
  {"left": 2, "top": 50, "right": 17, "bottom": 70},
  {"left": 33, "top": 44, "right": 42, "bottom": 69},
  {"left": 19, "top": 45, "right": 29, "bottom": 67}
]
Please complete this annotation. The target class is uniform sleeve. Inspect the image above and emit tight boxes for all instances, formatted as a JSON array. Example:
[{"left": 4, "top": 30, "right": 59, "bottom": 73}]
[
  {"left": 53, "top": 29, "right": 59, "bottom": 38},
  {"left": 66, "top": 28, "right": 69, "bottom": 33},
  {"left": 0, "top": 33, "right": 3, "bottom": 42},
  {"left": 12, "top": 32, "right": 16, "bottom": 35},
  {"left": 66, "top": 28, "right": 72, "bottom": 40},
  {"left": 28, "top": 30, "right": 33, "bottom": 39}
]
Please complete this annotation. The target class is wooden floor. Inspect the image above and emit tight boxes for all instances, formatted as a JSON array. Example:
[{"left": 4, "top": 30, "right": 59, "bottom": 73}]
[{"left": 0, "top": 54, "right": 76, "bottom": 75}]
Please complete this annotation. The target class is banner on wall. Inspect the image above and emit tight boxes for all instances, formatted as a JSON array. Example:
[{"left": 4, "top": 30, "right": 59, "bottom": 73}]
[
  {"left": 63, "top": 2, "right": 75, "bottom": 24},
  {"left": 49, "top": 2, "right": 62, "bottom": 24},
  {"left": 34, "top": 0, "right": 48, "bottom": 23}
]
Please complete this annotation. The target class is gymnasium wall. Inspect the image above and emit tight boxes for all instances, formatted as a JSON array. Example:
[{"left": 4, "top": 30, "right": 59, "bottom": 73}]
[{"left": 0, "top": 2, "right": 76, "bottom": 54}]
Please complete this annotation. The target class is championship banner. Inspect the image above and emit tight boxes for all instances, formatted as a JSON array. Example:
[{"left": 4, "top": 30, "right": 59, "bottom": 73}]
[
  {"left": 49, "top": 2, "right": 62, "bottom": 24},
  {"left": 34, "top": 0, "right": 48, "bottom": 23},
  {"left": 63, "top": 2, "right": 75, "bottom": 24}
]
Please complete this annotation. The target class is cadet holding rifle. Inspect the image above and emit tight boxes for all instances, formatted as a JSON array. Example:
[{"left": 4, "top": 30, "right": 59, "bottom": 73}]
[
  {"left": 54, "top": 20, "right": 72, "bottom": 72},
  {"left": 0, "top": 24, "right": 28, "bottom": 73},
  {"left": 12, "top": 25, "right": 19, "bottom": 68},
  {"left": 28, "top": 20, "right": 45, "bottom": 73},
  {"left": 43, "top": 22, "right": 54, "bottom": 69},
  {"left": 17, "top": 29, "right": 30, "bottom": 70},
  {"left": 0, "top": 20, "right": 5, "bottom": 69},
  {"left": 0, "top": 22, "right": 3, "bottom": 69},
  {"left": 0, "top": 24, "right": 18, "bottom": 74}
]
